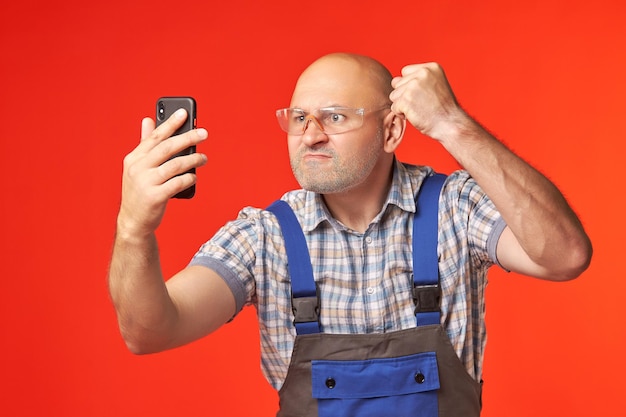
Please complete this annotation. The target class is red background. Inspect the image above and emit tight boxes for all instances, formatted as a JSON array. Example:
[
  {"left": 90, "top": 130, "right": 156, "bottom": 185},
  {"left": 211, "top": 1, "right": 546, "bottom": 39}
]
[{"left": 1, "top": 1, "right": 624, "bottom": 415}]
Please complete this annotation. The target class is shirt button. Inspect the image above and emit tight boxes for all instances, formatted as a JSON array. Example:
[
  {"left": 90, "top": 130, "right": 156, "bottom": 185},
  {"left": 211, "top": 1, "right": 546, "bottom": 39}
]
[
  {"left": 365, "top": 236, "right": 373, "bottom": 244},
  {"left": 367, "top": 287, "right": 375, "bottom": 295}
]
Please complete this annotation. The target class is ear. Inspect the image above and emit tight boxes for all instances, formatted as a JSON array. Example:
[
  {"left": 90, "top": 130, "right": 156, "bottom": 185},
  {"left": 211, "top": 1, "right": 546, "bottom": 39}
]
[{"left": 383, "top": 111, "right": 406, "bottom": 154}]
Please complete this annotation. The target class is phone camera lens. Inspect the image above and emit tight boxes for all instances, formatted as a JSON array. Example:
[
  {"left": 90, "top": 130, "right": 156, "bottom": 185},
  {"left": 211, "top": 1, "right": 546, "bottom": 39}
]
[{"left": 158, "top": 102, "right": 165, "bottom": 121}]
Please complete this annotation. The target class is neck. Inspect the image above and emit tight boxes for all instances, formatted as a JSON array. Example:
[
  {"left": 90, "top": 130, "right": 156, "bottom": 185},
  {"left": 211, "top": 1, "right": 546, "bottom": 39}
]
[{"left": 322, "top": 159, "right": 394, "bottom": 233}]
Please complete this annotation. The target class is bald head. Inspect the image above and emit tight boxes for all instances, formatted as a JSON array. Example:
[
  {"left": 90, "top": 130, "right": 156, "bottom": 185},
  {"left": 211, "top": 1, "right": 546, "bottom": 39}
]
[{"left": 290, "top": 53, "right": 393, "bottom": 110}]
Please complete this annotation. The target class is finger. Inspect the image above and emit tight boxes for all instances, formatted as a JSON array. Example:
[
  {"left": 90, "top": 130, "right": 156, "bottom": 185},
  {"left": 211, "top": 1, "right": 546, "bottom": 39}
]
[
  {"left": 155, "top": 152, "right": 208, "bottom": 185},
  {"left": 156, "top": 153, "right": 207, "bottom": 199},
  {"left": 147, "top": 128, "right": 208, "bottom": 168},
  {"left": 391, "top": 69, "right": 426, "bottom": 91},
  {"left": 400, "top": 63, "right": 425, "bottom": 77},
  {"left": 148, "top": 108, "right": 188, "bottom": 143},
  {"left": 141, "top": 117, "right": 156, "bottom": 141},
  {"left": 162, "top": 172, "right": 198, "bottom": 199},
  {"left": 390, "top": 75, "right": 414, "bottom": 92},
  {"left": 389, "top": 75, "right": 418, "bottom": 103},
  {"left": 391, "top": 64, "right": 421, "bottom": 89},
  {"left": 394, "top": 62, "right": 442, "bottom": 89},
  {"left": 389, "top": 102, "right": 406, "bottom": 119},
  {"left": 390, "top": 75, "right": 404, "bottom": 89}
]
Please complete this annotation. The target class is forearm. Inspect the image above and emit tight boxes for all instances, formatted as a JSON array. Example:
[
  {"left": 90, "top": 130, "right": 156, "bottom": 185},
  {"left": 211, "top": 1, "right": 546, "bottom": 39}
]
[
  {"left": 108, "top": 222, "right": 179, "bottom": 354},
  {"left": 389, "top": 62, "right": 591, "bottom": 279},
  {"left": 108, "top": 112, "right": 214, "bottom": 352},
  {"left": 438, "top": 112, "right": 592, "bottom": 279}
]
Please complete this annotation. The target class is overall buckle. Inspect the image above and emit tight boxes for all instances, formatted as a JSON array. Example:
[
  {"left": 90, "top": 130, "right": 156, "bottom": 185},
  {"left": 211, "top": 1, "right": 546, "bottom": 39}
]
[
  {"left": 292, "top": 295, "right": 320, "bottom": 324},
  {"left": 413, "top": 284, "right": 441, "bottom": 314}
]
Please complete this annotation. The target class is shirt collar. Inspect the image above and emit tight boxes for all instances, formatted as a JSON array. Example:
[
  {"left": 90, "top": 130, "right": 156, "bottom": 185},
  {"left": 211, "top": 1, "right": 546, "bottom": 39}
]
[{"left": 385, "top": 159, "right": 418, "bottom": 214}]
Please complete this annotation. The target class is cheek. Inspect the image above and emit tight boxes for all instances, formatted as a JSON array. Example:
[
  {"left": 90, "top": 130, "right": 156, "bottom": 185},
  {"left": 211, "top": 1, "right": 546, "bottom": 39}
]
[
  {"left": 286, "top": 136, "right": 299, "bottom": 157},
  {"left": 339, "top": 130, "right": 381, "bottom": 159}
]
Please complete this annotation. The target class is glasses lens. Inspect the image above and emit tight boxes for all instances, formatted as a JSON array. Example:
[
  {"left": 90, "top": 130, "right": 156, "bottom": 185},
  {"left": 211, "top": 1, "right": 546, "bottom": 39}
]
[
  {"left": 318, "top": 108, "right": 363, "bottom": 134},
  {"left": 276, "top": 108, "right": 304, "bottom": 134}
]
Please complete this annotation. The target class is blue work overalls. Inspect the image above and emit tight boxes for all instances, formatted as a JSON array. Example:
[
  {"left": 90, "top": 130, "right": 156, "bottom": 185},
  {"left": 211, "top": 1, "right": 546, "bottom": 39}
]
[{"left": 267, "top": 174, "right": 482, "bottom": 417}]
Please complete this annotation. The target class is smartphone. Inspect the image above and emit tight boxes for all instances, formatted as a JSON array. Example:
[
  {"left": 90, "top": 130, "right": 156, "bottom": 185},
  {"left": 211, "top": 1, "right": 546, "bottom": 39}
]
[{"left": 155, "top": 96, "right": 197, "bottom": 199}]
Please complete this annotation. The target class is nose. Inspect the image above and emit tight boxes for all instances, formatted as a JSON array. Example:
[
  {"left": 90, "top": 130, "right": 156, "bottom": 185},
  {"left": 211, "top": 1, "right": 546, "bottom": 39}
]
[
  {"left": 302, "top": 114, "right": 325, "bottom": 133},
  {"left": 300, "top": 115, "right": 328, "bottom": 146}
]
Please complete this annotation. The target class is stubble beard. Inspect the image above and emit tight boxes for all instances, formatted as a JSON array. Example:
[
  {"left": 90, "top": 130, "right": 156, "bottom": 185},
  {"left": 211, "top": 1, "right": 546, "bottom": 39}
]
[{"left": 290, "top": 131, "right": 383, "bottom": 194}]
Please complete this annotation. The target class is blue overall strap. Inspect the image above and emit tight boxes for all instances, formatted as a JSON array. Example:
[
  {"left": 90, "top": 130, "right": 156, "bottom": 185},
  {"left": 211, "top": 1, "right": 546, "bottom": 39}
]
[
  {"left": 412, "top": 173, "right": 447, "bottom": 326},
  {"left": 266, "top": 200, "right": 321, "bottom": 335}
]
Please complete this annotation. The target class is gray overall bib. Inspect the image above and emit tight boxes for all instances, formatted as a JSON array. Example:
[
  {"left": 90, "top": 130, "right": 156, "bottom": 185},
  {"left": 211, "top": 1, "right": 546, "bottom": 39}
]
[{"left": 266, "top": 174, "right": 482, "bottom": 417}]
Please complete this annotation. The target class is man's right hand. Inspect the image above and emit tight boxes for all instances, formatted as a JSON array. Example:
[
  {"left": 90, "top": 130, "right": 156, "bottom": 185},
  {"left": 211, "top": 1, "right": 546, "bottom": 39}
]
[
  {"left": 117, "top": 109, "right": 208, "bottom": 238},
  {"left": 109, "top": 110, "right": 235, "bottom": 355}
]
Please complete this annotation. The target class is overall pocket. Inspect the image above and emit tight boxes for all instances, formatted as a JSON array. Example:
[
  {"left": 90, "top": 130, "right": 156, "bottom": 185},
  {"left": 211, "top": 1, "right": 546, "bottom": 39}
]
[{"left": 311, "top": 352, "right": 439, "bottom": 417}]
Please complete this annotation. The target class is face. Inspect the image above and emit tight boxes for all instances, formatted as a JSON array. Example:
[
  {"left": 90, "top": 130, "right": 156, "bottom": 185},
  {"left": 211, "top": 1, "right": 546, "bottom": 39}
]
[{"left": 287, "top": 56, "right": 391, "bottom": 194}]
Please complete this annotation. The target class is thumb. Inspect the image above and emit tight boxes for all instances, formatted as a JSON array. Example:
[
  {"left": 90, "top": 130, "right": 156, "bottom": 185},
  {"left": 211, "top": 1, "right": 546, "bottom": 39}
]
[{"left": 140, "top": 117, "right": 156, "bottom": 141}]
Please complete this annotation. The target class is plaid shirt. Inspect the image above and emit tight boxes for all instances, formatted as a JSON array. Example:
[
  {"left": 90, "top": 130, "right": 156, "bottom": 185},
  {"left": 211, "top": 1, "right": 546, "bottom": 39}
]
[{"left": 190, "top": 161, "right": 506, "bottom": 389}]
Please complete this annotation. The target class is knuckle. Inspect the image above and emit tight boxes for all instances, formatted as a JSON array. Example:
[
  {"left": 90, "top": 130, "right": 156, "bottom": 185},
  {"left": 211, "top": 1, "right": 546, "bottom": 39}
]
[
  {"left": 122, "top": 143, "right": 146, "bottom": 168},
  {"left": 149, "top": 128, "right": 167, "bottom": 142},
  {"left": 156, "top": 161, "right": 174, "bottom": 182},
  {"left": 125, "top": 163, "right": 140, "bottom": 179},
  {"left": 156, "top": 155, "right": 191, "bottom": 182},
  {"left": 122, "top": 152, "right": 134, "bottom": 168},
  {"left": 166, "top": 155, "right": 184, "bottom": 173},
  {"left": 124, "top": 156, "right": 147, "bottom": 181},
  {"left": 407, "top": 77, "right": 421, "bottom": 90},
  {"left": 156, "top": 141, "right": 173, "bottom": 160}
]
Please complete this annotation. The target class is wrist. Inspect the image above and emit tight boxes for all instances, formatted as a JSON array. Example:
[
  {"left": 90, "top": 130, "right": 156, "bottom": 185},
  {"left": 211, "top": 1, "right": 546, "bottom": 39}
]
[
  {"left": 427, "top": 107, "right": 474, "bottom": 143},
  {"left": 115, "top": 213, "right": 157, "bottom": 244}
]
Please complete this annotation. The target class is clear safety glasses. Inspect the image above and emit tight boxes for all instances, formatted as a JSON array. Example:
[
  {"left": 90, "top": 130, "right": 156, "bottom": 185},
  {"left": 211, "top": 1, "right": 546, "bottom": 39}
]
[{"left": 275, "top": 106, "right": 389, "bottom": 135}]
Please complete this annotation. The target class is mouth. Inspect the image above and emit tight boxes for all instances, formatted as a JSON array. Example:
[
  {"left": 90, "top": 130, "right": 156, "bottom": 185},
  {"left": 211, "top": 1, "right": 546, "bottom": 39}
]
[{"left": 302, "top": 151, "right": 333, "bottom": 162}]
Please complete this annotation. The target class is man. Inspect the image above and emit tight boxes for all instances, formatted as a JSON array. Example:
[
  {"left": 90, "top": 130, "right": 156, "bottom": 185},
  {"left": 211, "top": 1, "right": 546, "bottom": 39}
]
[{"left": 109, "top": 53, "right": 592, "bottom": 416}]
